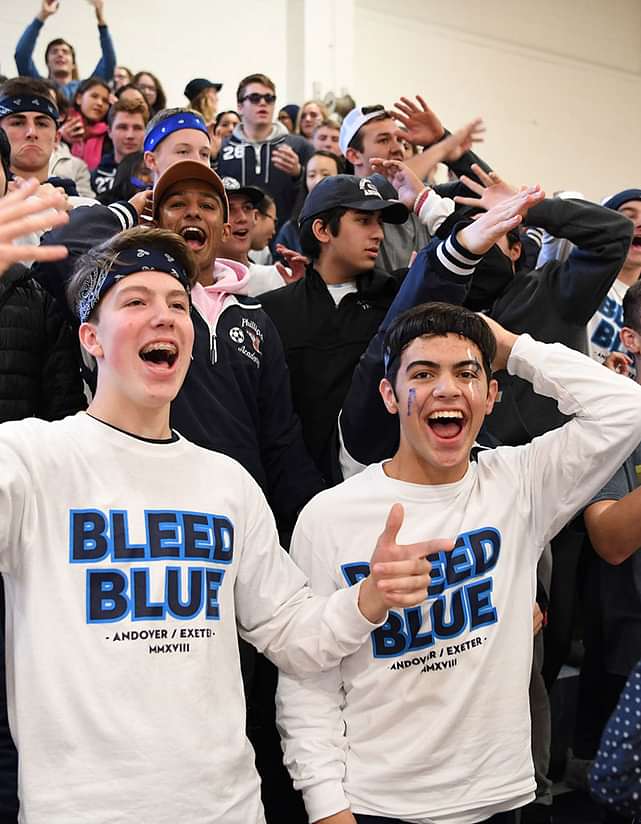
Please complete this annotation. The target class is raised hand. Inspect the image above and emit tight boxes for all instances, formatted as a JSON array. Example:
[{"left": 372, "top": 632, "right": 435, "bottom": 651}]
[
  {"left": 440, "top": 118, "right": 485, "bottom": 163},
  {"left": 87, "top": 0, "right": 106, "bottom": 24},
  {"left": 275, "top": 244, "right": 308, "bottom": 284},
  {"left": 456, "top": 187, "right": 545, "bottom": 258},
  {"left": 38, "top": 0, "right": 60, "bottom": 20},
  {"left": 58, "top": 115, "right": 86, "bottom": 146},
  {"left": 454, "top": 164, "right": 521, "bottom": 212},
  {"left": 369, "top": 157, "right": 424, "bottom": 208},
  {"left": 392, "top": 95, "right": 445, "bottom": 147},
  {"left": 0, "top": 179, "right": 69, "bottom": 276},
  {"left": 358, "top": 503, "right": 454, "bottom": 624}
]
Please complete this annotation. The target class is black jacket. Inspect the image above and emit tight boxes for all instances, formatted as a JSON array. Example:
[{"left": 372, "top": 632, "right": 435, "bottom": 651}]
[
  {"left": 0, "top": 265, "right": 85, "bottom": 423},
  {"left": 0, "top": 267, "right": 86, "bottom": 823},
  {"left": 216, "top": 123, "right": 313, "bottom": 228},
  {"left": 35, "top": 202, "right": 325, "bottom": 532},
  {"left": 259, "top": 265, "right": 400, "bottom": 479},
  {"left": 339, "top": 232, "right": 477, "bottom": 468},
  {"left": 486, "top": 197, "right": 633, "bottom": 445}
]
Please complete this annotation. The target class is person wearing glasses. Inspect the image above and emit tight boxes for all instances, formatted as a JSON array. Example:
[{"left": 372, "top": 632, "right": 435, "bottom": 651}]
[
  {"left": 216, "top": 73, "right": 313, "bottom": 229},
  {"left": 250, "top": 192, "right": 278, "bottom": 265}
]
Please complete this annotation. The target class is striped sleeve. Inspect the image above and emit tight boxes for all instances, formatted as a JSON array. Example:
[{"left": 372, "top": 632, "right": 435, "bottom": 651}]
[
  {"left": 108, "top": 201, "right": 138, "bottom": 231},
  {"left": 435, "top": 231, "right": 483, "bottom": 278}
]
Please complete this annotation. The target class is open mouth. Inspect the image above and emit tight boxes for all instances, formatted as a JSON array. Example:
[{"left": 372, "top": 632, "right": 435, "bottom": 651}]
[
  {"left": 139, "top": 342, "right": 178, "bottom": 369},
  {"left": 180, "top": 226, "right": 207, "bottom": 251},
  {"left": 632, "top": 236, "right": 641, "bottom": 248},
  {"left": 427, "top": 410, "right": 465, "bottom": 440},
  {"left": 232, "top": 229, "right": 249, "bottom": 241}
]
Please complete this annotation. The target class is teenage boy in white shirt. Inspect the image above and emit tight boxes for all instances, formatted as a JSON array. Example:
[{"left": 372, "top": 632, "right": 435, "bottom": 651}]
[
  {"left": 276, "top": 219, "right": 641, "bottom": 823},
  {"left": 0, "top": 183, "right": 450, "bottom": 824}
]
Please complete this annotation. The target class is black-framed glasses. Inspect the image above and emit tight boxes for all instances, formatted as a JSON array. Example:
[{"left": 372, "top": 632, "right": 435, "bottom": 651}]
[{"left": 240, "top": 93, "right": 276, "bottom": 105}]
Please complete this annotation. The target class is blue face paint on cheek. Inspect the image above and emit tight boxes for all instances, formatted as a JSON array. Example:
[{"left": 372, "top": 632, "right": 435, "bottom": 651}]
[{"left": 407, "top": 387, "right": 416, "bottom": 416}]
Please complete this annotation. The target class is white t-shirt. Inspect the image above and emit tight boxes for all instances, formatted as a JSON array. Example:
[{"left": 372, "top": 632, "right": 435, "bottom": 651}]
[
  {"left": 0, "top": 413, "right": 378, "bottom": 824},
  {"left": 326, "top": 280, "right": 358, "bottom": 306},
  {"left": 587, "top": 278, "right": 633, "bottom": 368},
  {"left": 277, "top": 335, "right": 641, "bottom": 824}
]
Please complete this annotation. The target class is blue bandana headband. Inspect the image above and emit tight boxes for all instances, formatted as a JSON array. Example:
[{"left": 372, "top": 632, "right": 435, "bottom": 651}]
[
  {"left": 76, "top": 247, "right": 191, "bottom": 323},
  {"left": 0, "top": 94, "right": 59, "bottom": 124},
  {"left": 143, "top": 112, "right": 209, "bottom": 152}
]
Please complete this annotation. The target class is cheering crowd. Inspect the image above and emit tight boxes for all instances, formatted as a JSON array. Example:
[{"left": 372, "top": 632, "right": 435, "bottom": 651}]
[{"left": 0, "top": 2, "right": 641, "bottom": 823}]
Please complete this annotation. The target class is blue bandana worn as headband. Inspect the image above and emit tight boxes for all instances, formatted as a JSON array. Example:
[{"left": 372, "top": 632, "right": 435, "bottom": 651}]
[
  {"left": 76, "top": 247, "right": 191, "bottom": 323},
  {"left": 143, "top": 112, "right": 209, "bottom": 152},
  {"left": 0, "top": 94, "right": 59, "bottom": 123}
]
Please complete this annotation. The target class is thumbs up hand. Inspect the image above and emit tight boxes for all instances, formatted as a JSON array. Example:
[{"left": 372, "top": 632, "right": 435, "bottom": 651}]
[{"left": 357, "top": 503, "right": 454, "bottom": 624}]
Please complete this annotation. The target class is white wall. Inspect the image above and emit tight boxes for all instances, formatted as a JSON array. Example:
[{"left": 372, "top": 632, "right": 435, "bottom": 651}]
[
  {"left": 353, "top": 0, "right": 641, "bottom": 201},
  {"left": 0, "top": 0, "right": 291, "bottom": 112},
  {"left": 0, "top": 0, "right": 640, "bottom": 199}
]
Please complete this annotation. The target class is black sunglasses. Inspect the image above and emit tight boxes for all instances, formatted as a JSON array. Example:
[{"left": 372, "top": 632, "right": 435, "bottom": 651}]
[{"left": 240, "top": 93, "right": 276, "bottom": 105}]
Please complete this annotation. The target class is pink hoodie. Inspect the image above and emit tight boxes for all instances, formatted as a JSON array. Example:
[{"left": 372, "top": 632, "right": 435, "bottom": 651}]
[{"left": 190, "top": 258, "right": 251, "bottom": 325}]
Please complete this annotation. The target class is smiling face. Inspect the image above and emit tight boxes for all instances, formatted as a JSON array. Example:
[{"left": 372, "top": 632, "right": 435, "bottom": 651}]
[
  {"left": 299, "top": 103, "right": 323, "bottom": 138},
  {"left": 1, "top": 111, "right": 57, "bottom": 179},
  {"left": 76, "top": 83, "right": 110, "bottom": 123},
  {"left": 620, "top": 201, "right": 641, "bottom": 271},
  {"left": 145, "top": 129, "right": 211, "bottom": 181},
  {"left": 80, "top": 271, "right": 194, "bottom": 414},
  {"left": 46, "top": 42, "right": 75, "bottom": 78},
  {"left": 306, "top": 153, "right": 339, "bottom": 192},
  {"left": 380, "top": 333, "right": 497, "bottom": 484},
  {"left": 136, "top": 74, "right": 158, "bottom": 107},
  {"left": 157, "top": 181, "right": 227, "bottom": 277},
  {"left": 315, "top": 208, "right": 384, "bottom": 276},
  {"left": 218, "top": 193, "right": 256, "bottom": 262},
  {"left": 215, "top": 112, "right": 240, "bottom": 140}
]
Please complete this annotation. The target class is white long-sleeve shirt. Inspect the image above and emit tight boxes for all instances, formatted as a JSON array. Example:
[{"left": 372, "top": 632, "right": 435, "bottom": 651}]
[
  {"left": 0, "top": 413, "right": 380, "bottom": 824},
  {"left": 277, "top": 335, "right": 641, "bottom": 824}
]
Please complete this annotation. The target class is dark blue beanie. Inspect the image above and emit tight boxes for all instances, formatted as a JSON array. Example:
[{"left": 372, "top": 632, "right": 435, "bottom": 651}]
[{"left": 603, "top": 189, "right": 641, "bottom": 211}]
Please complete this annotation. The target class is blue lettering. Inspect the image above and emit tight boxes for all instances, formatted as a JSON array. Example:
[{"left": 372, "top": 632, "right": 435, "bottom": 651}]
[
  {"left": 87, "top": 569, "right": 128, "bottom": 622},
  {"left": 70, "top": 510, "right": 109, "bottom": 562},
  {"left": 372, "top": 611, "right": 408, "bottom": 657}
]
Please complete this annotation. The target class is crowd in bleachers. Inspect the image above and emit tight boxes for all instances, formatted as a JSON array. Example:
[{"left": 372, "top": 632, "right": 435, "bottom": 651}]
[{"left": 1, "top": 2, "right": 641, "bottom": 823}]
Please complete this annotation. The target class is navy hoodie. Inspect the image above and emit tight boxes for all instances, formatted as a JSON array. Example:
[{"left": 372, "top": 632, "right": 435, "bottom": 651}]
[{"left": 216, "top": 122, "right": 313, "bottom": 228}]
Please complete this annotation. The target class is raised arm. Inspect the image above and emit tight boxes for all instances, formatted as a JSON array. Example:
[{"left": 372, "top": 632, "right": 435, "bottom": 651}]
[
  {"left": 456, "top": 166, "right": 633, "bottom": 325},
  {"left": 392, "top": 95, "right": 493, "bottom": 185},
  {"left": 339, "top": 188, "right": 543, "bottom": 474},
  {"left": 34, "top": 198, "right": 139, "bottom": 307},
  {"left": 493, "top": 328, "right": 641, "bottom": 547},
  {"left": 88, "top": 0, "right": 116, "bottom": 82},
  {"left": 14, "top": 1, "right": 59, "bottom": 78}
]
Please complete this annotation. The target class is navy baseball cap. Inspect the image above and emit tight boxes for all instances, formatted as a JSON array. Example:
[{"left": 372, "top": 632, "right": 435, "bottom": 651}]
[
  {"left": 221, "top": 176, "right": 264, "bottom": 207},
  {"left": 299, "top": 174, "right": 408, "bottom": 226},
  {"left": 602, "top": 189, "right": 641, "bottom": 211},
  {"left": 184, "top": 78, "right": 223, "bottom": 100}
]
